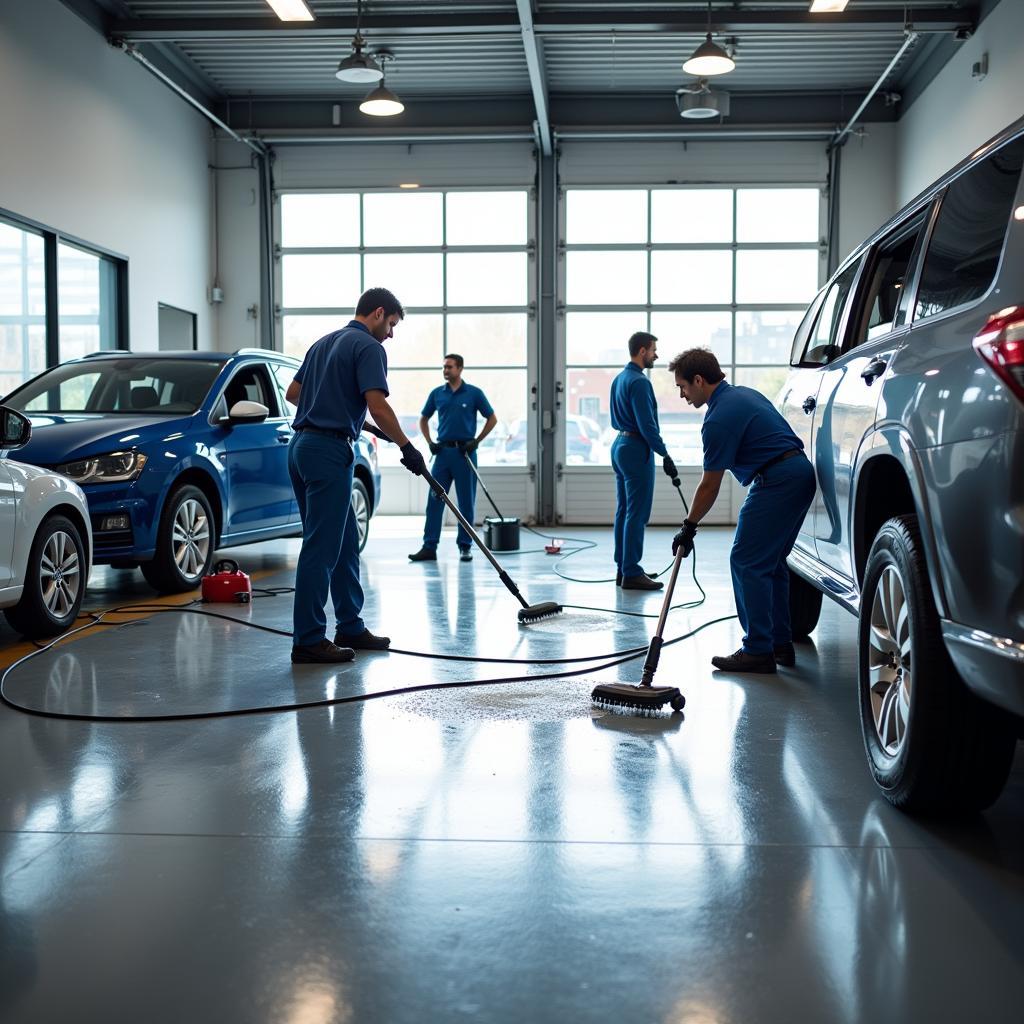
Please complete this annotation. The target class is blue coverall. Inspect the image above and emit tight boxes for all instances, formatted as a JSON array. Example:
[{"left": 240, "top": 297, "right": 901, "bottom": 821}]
[
  {"left": 288, "top": 321, "right": 389, "bottom": 647},
  {"left": 701, "top": 381, "right": 817, "bottom": 655},
  {"left": 421, "top": 381, "right": 494, "bottom": 551},
  {"left": 609, "top": 362, "right": 669, "bottom": 579}
]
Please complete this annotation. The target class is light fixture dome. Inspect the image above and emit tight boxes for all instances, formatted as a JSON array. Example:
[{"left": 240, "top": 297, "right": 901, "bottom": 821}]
[
  {"left": 359, "top": 83, "right": 404, "bottom": 117},
  {"left": 676, "top": 83, "right": 730, "bottom": 119},
  {"left": 336, "top": 36, "right": 383, "bottom": 83},
  {"left": 682, "top": 34, "right": 735, "bottom": 76}
]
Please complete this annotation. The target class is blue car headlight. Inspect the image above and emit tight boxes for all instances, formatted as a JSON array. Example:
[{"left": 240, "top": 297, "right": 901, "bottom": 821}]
[{"left": 55, "top": 450, "right": 149, "bottom": 484}]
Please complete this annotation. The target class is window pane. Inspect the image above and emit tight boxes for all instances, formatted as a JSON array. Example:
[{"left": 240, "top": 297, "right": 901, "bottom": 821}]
[
  {"left": 916, "top": 137, "right": 1024, "bottom": 320},
  {"left": 858, "top": 225, "right": 923, "bottom": 344},
  {"left": 58, "top": 243, "right": 118, "bottom": 360},
  {"left": 374, "top": 369, "right": 439, "bottom": 466},
  {"left": 282, "top": 254, "right": 361, "bottom": 309},
  {"left": 564, "top": 367, "right": 619, "bottom": 465},
  {"left": 467, "top": 369, "right": 527, "bottom": 466},
  {"left": 447, "top": 192, "right": 527, "bottom": 245},
  {"left": 0, "top": 222, "right": 46, "bottom": 392},
  {"left": 448, "top": 313, "right": 527, "bottom": 367},
  {"left": 566, "top": 251, "right": 647, "bottom": 305},
  {"left": 566, "top": 311, "right": 644, "bottom": 365},
  {"left": 283, "top": 315, "right": 354, "bottom": 362},
  {"left": 363, "top": 252, "right": 442, "bottom": 308},
  {"left": 385, "top": 313, "right": 443, "bottom": 369},
  {"left": 281, "top": 194, "right": 360, "bottom": 247},
  {"left": 651, "top": 250, "right": 732, "bottom": 305},
  {"left": 650, "top": 312, "right": 731, "bottom": 365},
  {"left": 735, "top": 311, "right": 805, "bottom": 364},
  {"left": 652, "top": 369, "right": 706, "bottom": 467},
  {"left": 447, "top": 252, "right": 527, "bottom": 307},
  {"left": 736, "top": 250, "right": 819, "bottom": 304},
  {"left": 566, "top": 190, "right": 648, "bottom": 243},
  {"left": 651, "top": 190, "right": 733, "bottom": 242},
  {"left": 363, "top": 192, "right": 442, "bottom": 247},
  {"left": 733, "top": 365, "right": 791, "bottom": 403},
  {"left": 737, "top": 189, "right": 819, "bottom": 242}
]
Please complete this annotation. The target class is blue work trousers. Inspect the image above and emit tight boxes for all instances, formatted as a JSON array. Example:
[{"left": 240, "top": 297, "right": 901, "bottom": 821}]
[
  {"left": 288, "top": 431, "right": 365, "bottom": 647},
  {"left": 730, "top": 455, "right": 816, "bottom": 655},
  {"left": 611, "top": 434, "right": 655, "bottom": 579},
  {"left": 423, "top": 445, "right": 478, "bottom": 549}
]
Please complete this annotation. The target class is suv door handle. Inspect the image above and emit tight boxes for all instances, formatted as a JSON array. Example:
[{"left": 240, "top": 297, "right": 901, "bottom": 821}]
[
  {"left": 802, "top": 396, "right": 816, "bottom": 414},
  {"left": 277, "top": 433, "right": 292, "bottom": 444},
  {"left": 860, "top": 357, "right": 888, "bottom": 385}
]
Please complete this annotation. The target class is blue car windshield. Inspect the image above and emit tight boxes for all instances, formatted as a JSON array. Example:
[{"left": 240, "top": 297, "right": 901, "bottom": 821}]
[{"left": 5, "top": 358, "right": 223, "bottom": 415}]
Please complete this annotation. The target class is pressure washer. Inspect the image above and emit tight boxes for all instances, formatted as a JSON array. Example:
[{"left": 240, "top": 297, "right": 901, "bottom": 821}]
[{"left": 201, "top": 559, "right": 252, "bottom": 604}]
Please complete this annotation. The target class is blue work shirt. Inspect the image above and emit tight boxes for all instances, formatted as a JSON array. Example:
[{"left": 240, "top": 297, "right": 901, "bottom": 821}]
[
  {"left": 609, "top": 362, "right": 668, "bottom": 457},
  {"left": 292, "top": 320, "right": 389, "bottom": 438},
  {"left": 702, "top": 381, "right": 803, "bottom": 487},
  {"left": 422, "top": 381, "right": 494, "bottom": 442}
]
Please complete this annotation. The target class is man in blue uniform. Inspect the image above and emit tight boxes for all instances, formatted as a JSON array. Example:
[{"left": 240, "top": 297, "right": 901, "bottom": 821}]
[
  {"left": 668, "top": 349, "right": 816, "bottom": 673},
  {"left": 286, "top": 287, "right": 427, "bottom": 664},
  {"left": 610, "top": 332, "right": 679, "bottom": 590},
  {"left": 409, "top": 353, "right": 498, "bottom": 562}
]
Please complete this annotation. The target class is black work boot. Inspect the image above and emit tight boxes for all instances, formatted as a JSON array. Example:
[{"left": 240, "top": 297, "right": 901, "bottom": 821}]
[
  {"left": 291, "top": 639, "right": 356, "bottom": 664},
  {"left": 408, "top": 547, "right": 437, "bottom": 562},
  {"left": 621, "top": 574, "right": 664, "bottom": 591},
  {"left": 773, "top": 642, "right": 796, "bottom": 667},
  {"left": 335, "top": 628, "right": 390, "bottom": 651},
  {"left": 711, "top": 648, "right": 777, "bottom": 674},
  {"left": 459, "top": 546, "right": 473, "bottom": 562}
]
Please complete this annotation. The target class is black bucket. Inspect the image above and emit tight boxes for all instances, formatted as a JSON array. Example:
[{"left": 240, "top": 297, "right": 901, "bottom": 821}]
[{"left": 484, "top": 516, "right": 520, "bottom": 552}]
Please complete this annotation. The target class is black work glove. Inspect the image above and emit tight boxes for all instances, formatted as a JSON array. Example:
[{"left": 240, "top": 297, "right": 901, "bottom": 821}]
[
  {"left": 463, "top": 438, "right": 479, "bottom": 455},
  {"left": 428, "top": 440, "right": 441, "bottom": 456},
  {"left": 662, "top": 454, "right": 678, "bottom": 481},
  {"left": 400, "top": 442, "right": 427, "bottom": 476},
  {"left": 672, "top": 519, "right": 698, "bottom": 558}
]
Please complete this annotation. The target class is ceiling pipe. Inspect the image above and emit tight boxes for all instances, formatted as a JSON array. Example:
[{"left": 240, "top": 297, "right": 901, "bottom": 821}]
[
  {"left": 556, "top": 126, "right": 837, "bottom": 141},
  {"left": 115, "top": 41, "right": 267, "bottom": 157},
  {"left": 254, "top": 131, "right": 537, "bottom": 145},
  {"left": 831, "top": 30, "right": 919, "bottom": 149}
]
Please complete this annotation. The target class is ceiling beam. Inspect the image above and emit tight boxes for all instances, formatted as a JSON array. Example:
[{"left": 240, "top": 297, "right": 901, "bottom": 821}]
[
  {"left": 110, "top": 8, "right": 976, "bottom": 43},
  {"left": 516, "top": 0, "right": 551, "bottom": 156}
]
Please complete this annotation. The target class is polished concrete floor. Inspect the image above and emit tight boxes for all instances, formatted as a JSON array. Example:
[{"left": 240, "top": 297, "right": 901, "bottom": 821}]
[{"left": 0, "top": 518, "right": 1021, "bottom": 1023}]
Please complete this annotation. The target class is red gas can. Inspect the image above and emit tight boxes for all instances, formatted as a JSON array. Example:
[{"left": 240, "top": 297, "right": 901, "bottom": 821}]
[{"left": 201, "top": 559, "right": 252, "bottom": 603}]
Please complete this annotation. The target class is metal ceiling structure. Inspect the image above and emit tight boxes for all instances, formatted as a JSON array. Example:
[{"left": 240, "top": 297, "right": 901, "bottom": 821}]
[{"left": 60, "top": 0, "right": 986, "bottom": 148}]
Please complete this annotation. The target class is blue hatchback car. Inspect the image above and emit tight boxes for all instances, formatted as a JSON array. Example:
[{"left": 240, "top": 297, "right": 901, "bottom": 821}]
[{"left": 2, "top": 350, "right": 382, "bottom": 592}]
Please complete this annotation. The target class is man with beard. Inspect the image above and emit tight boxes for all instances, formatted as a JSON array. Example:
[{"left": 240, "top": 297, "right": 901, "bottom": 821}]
[
  {"left": 609, "top": 331, "right": 678, "bottom": 590},
  {"left": 285, "top": 287, "right": 426, "bottom": 663}
]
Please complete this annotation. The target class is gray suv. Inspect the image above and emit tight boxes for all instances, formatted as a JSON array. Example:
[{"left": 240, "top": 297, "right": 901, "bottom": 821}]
[{"left": 777, "top": 117, "right": 1024, "bottom": 813}]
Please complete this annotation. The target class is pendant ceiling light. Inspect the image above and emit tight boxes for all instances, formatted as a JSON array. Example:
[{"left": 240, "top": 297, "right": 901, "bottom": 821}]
[
  {"left": 682, "top": 2, "right": 736, "bottom": 77},
  {"left": 336, "top": 0, "right": 383, "bottom": 83},
  {"left": 359, "top": 54, "right": 404, "bottom": 116}
]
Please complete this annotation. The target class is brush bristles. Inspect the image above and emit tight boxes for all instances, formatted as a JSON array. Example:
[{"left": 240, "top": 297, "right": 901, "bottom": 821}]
[
  {"left": 518, "top": 603, "right": 563, "bottom": 624},
  {"left": 592, "top": 698, "right": 671, "bottom": 718}
]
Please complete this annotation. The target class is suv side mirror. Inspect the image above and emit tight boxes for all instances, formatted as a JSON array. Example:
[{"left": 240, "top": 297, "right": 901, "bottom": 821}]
[
  {"left": 223, "top": 400, "right": 270, "bottom": 426},
  {"left": 0, "top": 406, "right": 32, "bottom": 452}
]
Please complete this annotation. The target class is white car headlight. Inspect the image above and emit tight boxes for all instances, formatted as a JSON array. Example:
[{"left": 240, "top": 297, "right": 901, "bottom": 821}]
[{"left": 55, "top": 451, "right": 148, "bottom": 484}]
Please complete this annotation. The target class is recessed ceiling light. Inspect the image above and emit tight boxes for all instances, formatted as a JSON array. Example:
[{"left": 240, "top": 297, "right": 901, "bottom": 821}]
[
  {"left": 399, "top": 183, "right": 420, "bottom": 189},
  {"left": 809, "top": 1, "right": 850, "bottom": 12},
  {"left": 265, "top": 0, "right": 314, "bottom": 22}
]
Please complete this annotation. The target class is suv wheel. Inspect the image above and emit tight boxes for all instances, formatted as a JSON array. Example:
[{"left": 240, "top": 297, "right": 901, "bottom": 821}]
[
  {"left": 351, "top": 477, "right": 370, "bottom": 553},
  {"left": 788, "top": 568, "right": 822, "bottom": 640},
  {"left": 858, "top": 515, "right": 1016, "bottom": 812},
  {"left": 141, "top": 484, "right": 215, "bottom": 593},
  {"left": 4, "top": 515, "right": 86, "bottom": 639}
]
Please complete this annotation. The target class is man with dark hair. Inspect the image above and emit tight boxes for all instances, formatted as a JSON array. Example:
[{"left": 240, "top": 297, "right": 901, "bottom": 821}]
[
  {"left": 609, "top": 331, "right": 679, "bottom": 590},
  {"left": 285, "top": 286, "right": 426, "bottom": 663},
  {"left": 668, "top": 348, "right": 815, "bottom": 673},
  {"left": 409, "top": 353, "right": 498, "bottom": 562}
]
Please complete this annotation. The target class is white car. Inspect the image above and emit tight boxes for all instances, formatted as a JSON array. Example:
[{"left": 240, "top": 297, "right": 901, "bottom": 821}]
[{"left": 0, "top": 406, "right": 92, "bottom": 638}]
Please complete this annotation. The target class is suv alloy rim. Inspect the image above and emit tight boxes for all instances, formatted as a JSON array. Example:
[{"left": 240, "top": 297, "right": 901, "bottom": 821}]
[
  {"left": 868, "top": 565, "right": 913, "bottom": 756},
  {"left": 40, "top": 530, "right": 81, "bottom": 618},
  {"left": 352, "top": 486, "right": 368, "bottom": 547},
  {"left": 171, "top": 498, "right": 210, "bottom": 581}
]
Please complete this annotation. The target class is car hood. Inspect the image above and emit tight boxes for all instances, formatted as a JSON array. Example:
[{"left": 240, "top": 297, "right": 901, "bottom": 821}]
[{"left": 15, "top": 414, "right": 197, "bottom": 466}]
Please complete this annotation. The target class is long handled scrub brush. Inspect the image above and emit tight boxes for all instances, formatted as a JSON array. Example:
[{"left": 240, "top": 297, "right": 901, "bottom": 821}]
[
  {"left": 421, "top": 467, "right": 562, "bottom": 624},
  {"left": 591, "top": 541, "right": 688, "bottom": 716}
]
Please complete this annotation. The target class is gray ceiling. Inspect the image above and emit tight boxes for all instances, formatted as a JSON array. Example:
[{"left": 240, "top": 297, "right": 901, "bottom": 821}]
[{"left": 63, "top": 1, "right": 987, "bottom": 139}]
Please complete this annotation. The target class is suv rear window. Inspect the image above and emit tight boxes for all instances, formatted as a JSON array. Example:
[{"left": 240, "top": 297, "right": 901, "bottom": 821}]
[{"left": 915, "top": 136, "right": 1024, "bottom": 321}]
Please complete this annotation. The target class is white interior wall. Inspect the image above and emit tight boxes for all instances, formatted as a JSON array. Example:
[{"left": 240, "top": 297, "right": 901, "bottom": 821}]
[
  {"left": 897, "top": 0, "right": 1024, "bottom": 206},
  {"left": 835, "top": 122, "right": 898, "bottom": 266},
  {"left": 0, "top": 0, "right": 215, "bottom": 350}
]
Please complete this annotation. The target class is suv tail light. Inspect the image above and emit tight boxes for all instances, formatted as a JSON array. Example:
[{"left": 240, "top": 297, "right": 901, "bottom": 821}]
[{"left": 973, "top": 305, "right": 1024, "bottom": 403}]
